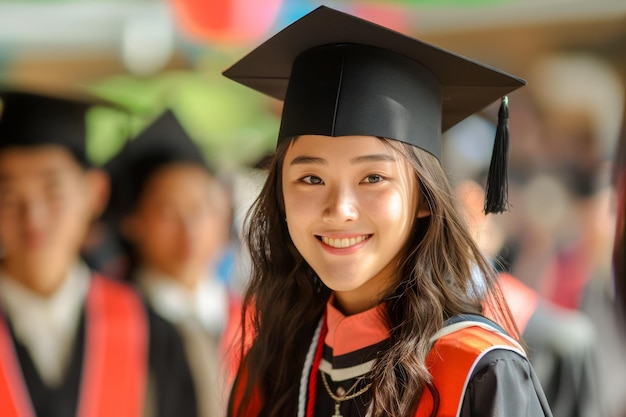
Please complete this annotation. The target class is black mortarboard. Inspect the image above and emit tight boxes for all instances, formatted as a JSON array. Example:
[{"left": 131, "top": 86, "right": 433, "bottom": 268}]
[
  {"left": 0, "top": 90, "right": 100, "bottom": 167},
  {"left": 223, "top": 6, "right": 526, "bottom": 213},
  {"left": 104, "top": 109, "right": 211, "bottom": 221}
]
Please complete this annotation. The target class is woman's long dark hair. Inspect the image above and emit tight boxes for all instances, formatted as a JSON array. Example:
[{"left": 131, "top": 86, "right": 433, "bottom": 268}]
[{"left": 230, "top": 138, "right": 517, "bottom": 417}]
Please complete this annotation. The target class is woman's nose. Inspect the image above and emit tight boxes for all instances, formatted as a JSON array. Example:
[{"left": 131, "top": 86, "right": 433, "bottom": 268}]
[{"left": 322, "top": 185, "right": 358, "bottom": 223}]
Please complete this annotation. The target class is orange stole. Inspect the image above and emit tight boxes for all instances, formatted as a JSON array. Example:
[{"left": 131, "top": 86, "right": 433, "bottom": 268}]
[
  {"left": 415, "top": 324, "right": 525, "bottom": 417},
  {"left": 0, "top": 311, "right": 34, "bottom": 417},
  {"left": 0, "top": 275, "right": 148, "bottom": 417}
]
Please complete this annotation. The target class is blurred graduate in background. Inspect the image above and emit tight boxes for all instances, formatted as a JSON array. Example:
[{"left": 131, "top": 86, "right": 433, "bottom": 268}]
[
  {"left": 0, "top": 90, "right": 197, "bottom": 417},
  {"left": 448, "top": 76, "right": 626, "bottom": 416},
  {"left": 456, "top": 178, "right": 601, "bottom": 417},
  {"left": 104, "top": 109, "right": 242, "bottom": 417}
]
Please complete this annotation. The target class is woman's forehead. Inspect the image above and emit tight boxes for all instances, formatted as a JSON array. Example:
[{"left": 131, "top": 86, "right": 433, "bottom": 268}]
[
  {"left": 286, "top": 135, "right": 399, "bottom": 157},
  {"left": 282, "top": 135, "right": 417, "bottom": 188}
]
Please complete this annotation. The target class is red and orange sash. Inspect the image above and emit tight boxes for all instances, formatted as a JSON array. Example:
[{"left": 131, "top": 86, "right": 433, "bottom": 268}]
[
  {"left": 415, "top": 321, "right": 525, "bottom": 417},
  {"left": 0, "top": 275, "right": 148, "bottom": 417}
]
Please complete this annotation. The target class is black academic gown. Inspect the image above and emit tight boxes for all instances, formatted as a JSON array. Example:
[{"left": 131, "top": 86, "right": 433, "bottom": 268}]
[
  {"left": 6, "top": 306, "right": 198, "bottom": 417},
  {"left": 522, "top": 302, "right": 601, "bottom": 417}
]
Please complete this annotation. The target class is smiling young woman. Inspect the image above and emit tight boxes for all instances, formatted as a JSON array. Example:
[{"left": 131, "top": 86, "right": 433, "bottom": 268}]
[{"left": 223, "top": 6, "right": 552, "bottom": 417}]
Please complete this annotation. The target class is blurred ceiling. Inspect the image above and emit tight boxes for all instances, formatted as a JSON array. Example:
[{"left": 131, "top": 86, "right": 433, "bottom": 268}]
[{"left": 0, "top": 0, "right": 623, "bottom": 93}]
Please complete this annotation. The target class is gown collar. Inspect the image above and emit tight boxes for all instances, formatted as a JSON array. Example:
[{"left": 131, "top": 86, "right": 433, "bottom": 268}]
[
  {"left": 136, "top": 266, "right": 228, "bottom": 335},
  {"left": 0, "top": 261, "right": 90, "bottom": 387},
  {"left": 325, "top": 295, "right": 390, "bottom": 357}
]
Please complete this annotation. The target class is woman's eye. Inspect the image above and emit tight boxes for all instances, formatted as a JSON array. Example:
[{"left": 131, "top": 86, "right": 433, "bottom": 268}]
[
  {"left": 301, "top": 175, "right": 323, "bottom": 185},
  {"left": 363, "top": 174, "right": 383, "bottom": 184}
]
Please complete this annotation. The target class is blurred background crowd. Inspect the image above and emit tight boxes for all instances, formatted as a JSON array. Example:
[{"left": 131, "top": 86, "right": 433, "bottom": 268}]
[{"left": 0, "top": 0, "right": 624, "bottom": 417}]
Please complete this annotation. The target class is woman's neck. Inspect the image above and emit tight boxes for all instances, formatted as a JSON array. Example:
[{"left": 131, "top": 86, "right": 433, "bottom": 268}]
[{"left": 332, "top": 290, "right": 382, "bottom": 315}]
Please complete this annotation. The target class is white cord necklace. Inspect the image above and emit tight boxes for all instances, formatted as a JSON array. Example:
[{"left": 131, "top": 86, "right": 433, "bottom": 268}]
[{"left": 297, "top": 317, "right": 324, "bottom": 417}]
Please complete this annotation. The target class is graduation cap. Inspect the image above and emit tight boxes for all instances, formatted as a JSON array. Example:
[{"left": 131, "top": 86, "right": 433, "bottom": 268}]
[
  {"left": 104, "top": 109, "right": 212, "bottom": 222},
  {"left": 0, "top": 90, "right": 100, "bottom": 167},
  {"left": 223, "top": 6, "right": 526, "bottom": 213}
]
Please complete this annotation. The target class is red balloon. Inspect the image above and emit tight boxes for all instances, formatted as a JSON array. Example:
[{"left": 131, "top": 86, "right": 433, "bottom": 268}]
[{"left": 171, "top": 0, "right": 283, "bottom": 44}]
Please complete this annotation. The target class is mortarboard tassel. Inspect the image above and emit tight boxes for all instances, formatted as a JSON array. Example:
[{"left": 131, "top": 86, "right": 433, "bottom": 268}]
[{"left": 484, "top": 96, "right": 510, "bottom": 214}]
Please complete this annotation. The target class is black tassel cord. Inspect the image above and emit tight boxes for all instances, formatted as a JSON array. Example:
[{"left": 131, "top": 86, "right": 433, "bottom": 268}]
[{"left": 484, "top": 96, "right": 511, "bottom": 214}]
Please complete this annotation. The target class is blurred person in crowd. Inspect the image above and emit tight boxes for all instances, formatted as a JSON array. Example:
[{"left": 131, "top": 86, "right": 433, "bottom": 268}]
[
  {"left": 509, "top": 169, "right": 626, "bottom": 417},
  {"left": 580, "top": 116, "right": 626, "bottom": 417},
  {"left": 449, "top": 68, "right": 626, "bottom": 415},
  {"left": 0, "top": 91, "right": 197, "bottom": 417},
  {"left": 105, "top": 109, "right": 241, "bottom": 417},
  {"left": 524, "top": 54, "right": 623, "bottom": 309},
  {"left": 524, "top": 55, "right": 626, "bottom": 417},
  {"left": 534, "top": 122, "right": 614, "bottom": 311},
  {"left": 444, "top": 92, "right": 558, "bottom": 292},
  {"left": 457, "top": 179, "right": 603, "bottom": 417}
]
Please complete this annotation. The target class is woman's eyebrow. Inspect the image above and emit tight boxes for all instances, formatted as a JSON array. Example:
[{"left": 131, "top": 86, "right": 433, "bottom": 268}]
[
  {"left": 289, "top": 156, "right": 327, "bottom": 166},
  {"left": 289, "top": 153, "right": 396, "bottom": 166},
  {"left": 351, "top": 154, "right": 396, "bottom": 164}
]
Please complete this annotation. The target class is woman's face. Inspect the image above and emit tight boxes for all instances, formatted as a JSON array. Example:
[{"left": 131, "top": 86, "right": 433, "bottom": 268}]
[{"left": 282, "top": 135, "right": 427, "bottom": 314}]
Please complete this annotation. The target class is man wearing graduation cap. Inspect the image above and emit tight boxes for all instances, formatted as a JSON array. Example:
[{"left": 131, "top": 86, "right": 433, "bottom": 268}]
[
  {"left": 0, "top": 90, "right": 197, "bottom": 417},
  {"left": 104, "top": 109, "right": 241, "bottom": 417},
  {"left": 223, "top": 6, "right": 552, "bottom": 417}
]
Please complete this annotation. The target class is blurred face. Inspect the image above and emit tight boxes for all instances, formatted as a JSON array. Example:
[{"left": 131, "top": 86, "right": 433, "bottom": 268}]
[
  {"left": 282, "top": 135, "right": 428, "bottom": 314},
  {"left": 125, "top": 164, "right": 229, "bottom": 287},
  {"left": 0, "top": 146, "right": 99, "bottom": 292}
]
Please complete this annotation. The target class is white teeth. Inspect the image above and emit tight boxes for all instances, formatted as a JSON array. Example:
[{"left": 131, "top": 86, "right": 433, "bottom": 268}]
[{"left": 321, "top": 235, "right": 368, "bottom": 248}]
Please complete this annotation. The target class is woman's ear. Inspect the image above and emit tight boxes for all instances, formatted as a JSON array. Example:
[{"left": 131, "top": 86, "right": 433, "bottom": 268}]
[
  {"left": 416, "top": 204, "right": 431, "bottom": 219},
  {"left": 416, "top": 193, "right": 431, "bottom": 218}
]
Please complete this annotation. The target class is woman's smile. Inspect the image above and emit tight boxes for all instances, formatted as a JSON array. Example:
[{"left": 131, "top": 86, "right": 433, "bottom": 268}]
[{"left": 318, "top": 234, "right": 372, "bottom": 249}]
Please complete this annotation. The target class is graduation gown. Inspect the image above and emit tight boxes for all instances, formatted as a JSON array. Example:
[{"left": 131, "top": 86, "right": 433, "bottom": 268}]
[
  {"left": 309, "top": 301, "right": 552, "bottom": 417},
  {"left": 0, "top": 273, "right": 197, "bottom": 417},
  {"left": 136, "top": 268, "right": 242, "bottom": 417},
  {"left": 230, "top": 297, "right": 552, "bottom": 417},
  {"left": 498, "top": 273, "right": 603, "bottom": 417},
  {"left": 580, "top": 275, "right": 626, "bottom": 417}
]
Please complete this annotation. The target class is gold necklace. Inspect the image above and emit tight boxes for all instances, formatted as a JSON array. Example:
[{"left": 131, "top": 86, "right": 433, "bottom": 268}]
[{"left": 320, "top": 370, "right": 372, "bottom": 417}]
